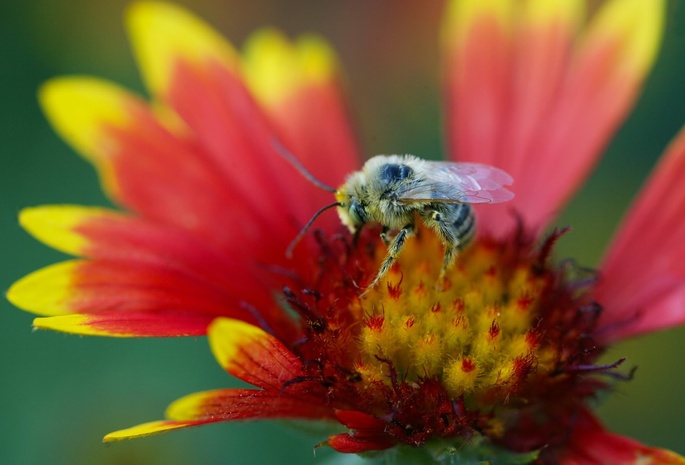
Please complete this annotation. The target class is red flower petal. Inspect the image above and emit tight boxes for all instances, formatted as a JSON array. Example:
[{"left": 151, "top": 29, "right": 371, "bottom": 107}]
[
  {"left": 597, "top": 125, "right": 685, "bottom": 341},
  {"left": 326, "top": 433, "right": 396, "bottom": 454},
  {"left": 39, "top": 78, "right": 294, "bottom": 262},
  {"left": 33, "top": 312, "right": 211, "bottom": 337},
  {"left": 10, "top": 206, "right": 300, "bottom": 339},
  {"left": 128, "top": 2, "right": 361, "bottom": 256},
  {"left": 8, "top": 257, "right": 278, "bottom": 338},
  {"left": 128, "top": 2, "right": 348, "bottom": 235},
  {"left": 558, "top": 410, "right": 685, "bottom": 465},
  {"left": 209, "top": 318, "right": 305, "bottom": 390},
  {"left": 334, "top": 409, "right": 387, "bottom": 430},
  {"left": 443, "top": 0, "right": 665, "bottom": 236},
  {"left": 166, "top": 388, "right": 333, "bottom": 423},
  {"left": 106, "top": 388, "right": 334, "bottom": 441},
  {"left": 19, "top": 205, "right": 265, "bottom": 288},
  {"left": 325, "top": 411, "right": 396, "bottom": 453},
  {"left": 243, "top": 30, "right": 362, "bottom": 224},
  {"left": 443, "top": 0, "right": 516, "bottom": 169}
]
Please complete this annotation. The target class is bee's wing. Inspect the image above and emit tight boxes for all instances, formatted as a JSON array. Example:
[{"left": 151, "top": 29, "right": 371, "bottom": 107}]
[{"left": 396, "top": 162, "right": 514, "bottom": 204}]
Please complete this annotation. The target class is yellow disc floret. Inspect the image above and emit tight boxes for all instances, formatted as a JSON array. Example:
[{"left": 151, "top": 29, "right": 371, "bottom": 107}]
[{"left": 355, "top": 227, "right": 554, "bottom": 405}]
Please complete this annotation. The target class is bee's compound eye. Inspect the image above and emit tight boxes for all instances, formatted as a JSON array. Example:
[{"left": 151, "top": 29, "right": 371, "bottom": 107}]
[
  {"left": 379, "top": 163, "right": 413, "bottom": 183},
  {"left": 349, "top": 202, "right": 367, "bottom": 224}
]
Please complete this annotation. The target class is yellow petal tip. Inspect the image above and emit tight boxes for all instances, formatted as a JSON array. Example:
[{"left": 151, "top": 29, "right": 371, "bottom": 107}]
[
  {"left": 243, "top": 29, "right": 338, "bottom": 108},
  {"left": 39, "top": 76, "right": 136, "bottom": 160},
  {"left": 165, "top": 390, "right": 214, "bottom": 420},
  {"left": 587, "top": 0, "right": 665, "bottom": 75},
  {"left": 524, "top": 0, "right": 584, "bottom": 29},
  {"left": 8, "top": 262, "right": 79, "bottom": 316},
  {"left": 208, "top": 318, "right": 266, "bottom": 368},
  {"left": 104, "top": 420, "right": 192, "bottom": 442},
  {"left": 33, "top": 314, "right": 133, "bottom": 337},
  {"left": 295, "top": 34, "right": 339, "bottom": 83},
  {"left": 126, "top": 0, "right": 238, "bottom": 96},
  {"left": 18, "top": 205, "right": 113, "bottom": 256},
  {"left": 442, "top": 0, "right": 513, "bottom": 45}
]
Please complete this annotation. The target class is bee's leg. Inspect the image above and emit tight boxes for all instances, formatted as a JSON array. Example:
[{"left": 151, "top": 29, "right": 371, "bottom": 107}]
[
  {"left": 439, "top": 245, "right": 459, "bottom": 282},
  {"left": 430, "top": 212, "right": 458, "bottom": 282},
  {"left": 422, "top": 206, "right": 474, "bottom": 284},
  {"left": 366, "top": 223, "right": 414, "bottom": 291}
]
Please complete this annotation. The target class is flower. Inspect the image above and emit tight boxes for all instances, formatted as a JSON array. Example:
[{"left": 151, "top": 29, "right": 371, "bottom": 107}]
[{"left": 8, "top": 0, "right": 685, "bottom": 463}]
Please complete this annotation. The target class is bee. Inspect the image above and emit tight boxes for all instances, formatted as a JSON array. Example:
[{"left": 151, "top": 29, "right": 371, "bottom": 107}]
[{"left": 277, "top": 145, "right": 514, "bottom": 290}]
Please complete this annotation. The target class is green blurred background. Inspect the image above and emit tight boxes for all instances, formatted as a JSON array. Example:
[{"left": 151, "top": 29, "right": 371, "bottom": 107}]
[{"left": 2, "top": 1, "right": 684, "bottom": 464}]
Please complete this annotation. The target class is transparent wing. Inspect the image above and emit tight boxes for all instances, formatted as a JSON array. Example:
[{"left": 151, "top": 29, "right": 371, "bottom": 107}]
[{"left": 395, "top": 162, "right": 514, "bottom": 204}]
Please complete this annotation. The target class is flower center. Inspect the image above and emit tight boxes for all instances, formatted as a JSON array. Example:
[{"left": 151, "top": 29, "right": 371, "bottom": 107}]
[
  {"left": 356, "top": 230, "right": 551, "bottom": 400},
  {"left": 286, "top": 225, "right": 613, "bottom": 449}
]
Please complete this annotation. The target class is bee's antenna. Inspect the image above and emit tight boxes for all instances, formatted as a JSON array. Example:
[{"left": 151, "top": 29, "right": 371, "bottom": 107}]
[
  {"left": 273, "top": 139, "right": 337, "bottom": 193},
  {"left": 286, "top": 202, "right": 341, "bottom": 258}
]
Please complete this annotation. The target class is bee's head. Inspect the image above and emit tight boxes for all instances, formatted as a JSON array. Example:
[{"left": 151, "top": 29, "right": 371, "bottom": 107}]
[{"left": 335, "top": 177, "right": 367, "bottom": 233}]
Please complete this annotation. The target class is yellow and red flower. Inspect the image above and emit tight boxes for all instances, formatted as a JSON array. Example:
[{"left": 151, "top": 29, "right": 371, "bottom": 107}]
[{"left": 9, "top": 1, "right": 685, "bottom": 463}]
